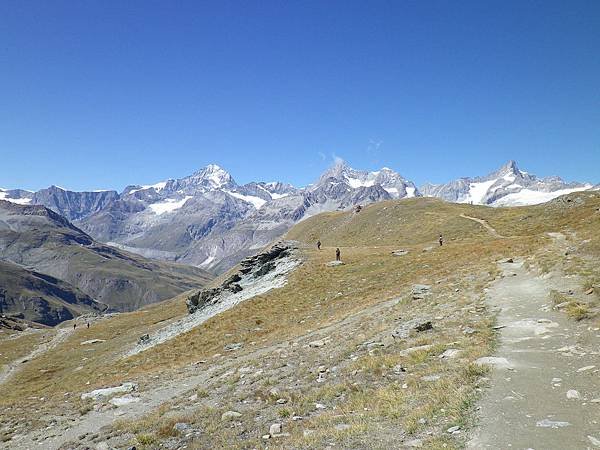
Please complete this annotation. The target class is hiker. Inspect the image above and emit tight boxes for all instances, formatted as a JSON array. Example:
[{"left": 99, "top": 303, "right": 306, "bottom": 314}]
[
  {"left": 87, "top": 322, "right": 90, "bottom": 329},
  {"left": 73, "top": 323, "right": 76, "bottom": 330},
  {"left": 317, "top": 240, "right": 322, "bottom": 250},
  {"left": 335, "top": 247, "right": 341, "bottom": 261},
  {"left": 439, "top": 234, "right": 443, "bottom": 247}
]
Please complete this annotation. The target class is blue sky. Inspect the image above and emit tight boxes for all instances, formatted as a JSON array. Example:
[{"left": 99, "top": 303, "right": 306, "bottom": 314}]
[{"left": 1, "top": 0, "right": 599, "bottom": 191}]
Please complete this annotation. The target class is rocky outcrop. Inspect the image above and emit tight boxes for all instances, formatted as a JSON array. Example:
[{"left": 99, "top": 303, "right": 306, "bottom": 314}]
[{"left": 186, "top": 242, "right": 295, "bottom": 314}]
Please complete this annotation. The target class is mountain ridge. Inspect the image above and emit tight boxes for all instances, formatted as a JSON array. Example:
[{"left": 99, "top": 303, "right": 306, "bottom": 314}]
[{"left": 1, "top": 160, "right": 595, "bottom": 273}]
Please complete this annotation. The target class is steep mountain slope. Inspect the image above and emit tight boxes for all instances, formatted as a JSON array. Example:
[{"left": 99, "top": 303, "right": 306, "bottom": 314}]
[
  {"left": 421, "top": 160, "right": 593, "bottom": 206},
  {"left": 0, "top": 260, "right": 106, "bottom": 326},
  {"left": 0, "top": 200, "right": 212, "bottom": 312},
  {"left": 1, "top": 191, "right": 599, "bottom": 449}
]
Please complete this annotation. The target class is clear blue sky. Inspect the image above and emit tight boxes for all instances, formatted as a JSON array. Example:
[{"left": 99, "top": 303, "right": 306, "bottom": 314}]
[{"left": 1, "top": 0, "right": 599, "bottom": 191}]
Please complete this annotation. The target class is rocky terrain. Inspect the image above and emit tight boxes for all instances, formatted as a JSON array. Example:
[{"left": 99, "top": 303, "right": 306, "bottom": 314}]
[
  {"left": 0, "top": 200, "right": 212, "bottom": 320},
  {"left": 0, "top": 191, "right": 598, "bottom": 449}
]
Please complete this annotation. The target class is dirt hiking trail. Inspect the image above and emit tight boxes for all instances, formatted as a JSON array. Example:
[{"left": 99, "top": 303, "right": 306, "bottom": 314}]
[
  {"left": 0, "top": 327, "right": 73, "bottom": 385},
  {"left": 468, "top": 259, "right": 600, "bottom": 449}
]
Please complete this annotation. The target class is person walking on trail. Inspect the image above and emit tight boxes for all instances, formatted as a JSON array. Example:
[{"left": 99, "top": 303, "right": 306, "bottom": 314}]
[
  {"left": 439, "top": 234, "right": 444, "bottom": 247},
  {"left": 73, "top": 323, "right": 77, "bottom": 330},
  {"left": 335, "top": 247, "right": 341, "bottom": 261},
  {"left": 317, "top": 240, "right": 322, "bottom": 250}
]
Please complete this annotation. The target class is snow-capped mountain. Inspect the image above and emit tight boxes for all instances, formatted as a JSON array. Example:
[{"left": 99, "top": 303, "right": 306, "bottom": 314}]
[
  {"left": 1, "top": 162, "right": 418, "bottom": 273},
  {"left": 314, "top": 161, "right": 418, "bottom": 199},
  {"left": 2, "top": 159, "right": 593, "bottom": 274},
  {"left": 421, "top": 160, "right": 593, "bottom": 206}
]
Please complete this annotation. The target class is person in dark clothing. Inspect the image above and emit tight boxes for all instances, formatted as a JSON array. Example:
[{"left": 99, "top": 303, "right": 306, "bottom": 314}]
[
  {"left": 439, "top": 234, "right": 443, "bottom": 246},
  {"left": 73, "top": 323, "right": 76, "bottom": 330},
  {"left": 87, "top": 322, "right": 90, "bottom": 329},
  {"left": 317, "top": 240, "right": 322, "bottom": 250},
  {"left": 335, "top": 248, "right": 341, "bottom": 261}
]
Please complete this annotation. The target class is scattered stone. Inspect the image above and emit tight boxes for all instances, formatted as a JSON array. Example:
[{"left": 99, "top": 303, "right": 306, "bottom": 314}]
[
  {"left": 173, "top": 423, "right": 190, "bottom": 433},
  {"left": 392, "top": 250, "right": 409, "bottom": 256},
  {"left": 439, "top": 349, "right": 462, "bottom": 359},
  {"left": 269, "top": 423, "right": 282, "bottom": 435},
  {"left": 276, "top": 398, "right": 287, "bottom": 404},
  {"left": 499, "top": 258, "right": 514, "bottom": 263},
  {"left": 221, "top": 411, "right": 242, "bottom": 421},
  {"left": 404, "top": 438, "right": 423, "bottom": 448},
  {"left": 412, "top": 284, "right": 431, "bottom": 300},
  {"left": 81, "top": 382, "right": 138, "bottom": 401},
  {"left": 109, "top": 395, "right": 140, "bottom": 406},
  {"left": 315, "top": 403, "right": 326, "bottom": 410},
  {"left": 591, "top": 398, "right": 600, "bottom": 403},
  {"left": 536, "top": 419, "right": 570, "bottom": 428},
  {"left": 292, "top": 416, "right": 304, "bottom": 421},
  {"left": 326, "top": 261, "right": 345, "bottom": 267},
  {"left": 422, "top": 246, "right": 434, "bottom": 252},
  {"left": 80, "top": 339, "right": 106, "bottom": 345},
  {"left": 585, "top": 288, "right": 594, "bottom": 295},
  {"left": 262, "top": 434, "right": 271, "bottom": 440},
  {"left": 588, "top": 435, "right": 600, "bottom": 447},
  {"left": 447, "top": 426, "right": 461, "bottom": 434},
  {"left": 577, "top": 365, "right": 595, "bottom": 372},
  {"left": 393, "top": 365, "right": 406, "bottom": 375},
  {"left": 365, "top": 341, "right": 385, "bottom": 349},
  {"left": 309, "top": 339, "right": 325, "bottom": 348},
  {"left": 566, "top": 389, "right": 581, "bottom": 399},
  {"left": 463, "top": 326, "right": 476, "bottom": 335},
  {"left": 224, "top": 342, "right": 243, "bottom": 352},
  {"left": 138, "top": 334, "right": 150, "bottom": 345},
  {"left": 334, "top": 423, "right": 351, "bottom": 431},
  {"left": 414, "top": 321, "right": 433, "bottom": 332},
  {"left": 475, "top": 357, "right": 511, "bottom": 368},
  {"left": 421, "top": 375, "right": 441, "bottom": 382}
]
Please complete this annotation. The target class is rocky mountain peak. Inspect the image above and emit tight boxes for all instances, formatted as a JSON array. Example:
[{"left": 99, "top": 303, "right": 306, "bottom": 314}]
[{"left": 192, "top": 164, "right": 235, "bottom": 188}]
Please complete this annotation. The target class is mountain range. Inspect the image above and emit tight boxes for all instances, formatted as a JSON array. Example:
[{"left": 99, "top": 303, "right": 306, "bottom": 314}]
[{"left": 0, "top": 160, "right": 595, "bottom": 276}]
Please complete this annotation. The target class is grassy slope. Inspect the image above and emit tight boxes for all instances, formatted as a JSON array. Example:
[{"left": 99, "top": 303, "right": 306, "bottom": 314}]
[{"left": 1, "top": 193, "right": 599, "bottom": 448}]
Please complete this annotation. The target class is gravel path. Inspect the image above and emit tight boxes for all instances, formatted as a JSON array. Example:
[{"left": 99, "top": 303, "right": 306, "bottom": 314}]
[
  {"left": 468, "top": 259, "right": 600, "bottom": 449},
  {"left": 459, "top": 214, "right": 505, "bottom": 238},
  {"left": 0, "top": 327, "right": 73, "bottom": 385}
]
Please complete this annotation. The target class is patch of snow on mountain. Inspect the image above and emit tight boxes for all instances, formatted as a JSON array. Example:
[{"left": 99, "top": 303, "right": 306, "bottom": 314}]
[
  {"left": 148, "top": 196, "right": 192, "bottom": 215},
  {"left": 346, "top": 176, "right": 375, "bottom": 189},
  {"left": 460, "top": 179, "right": 498, "bottom": 204},
  {"left": 492, "top": 186, "right": 594, "bottom": 206},
  {"left": 203, "top": 164, "right": 231, "bottom": 188},
  {"left": 406, "top": 187, "right": 416, "bottom": 198},
  {"left": 269, "top": 192, "right": 289, "bottom": 199},
  {"left": 0, "top": 190, "right": 31, "bottom": 205},
  {"left": 384, "top": 187, "right": 398, "bottom": 196},
  {"left": 129, "top": 181, "right": 168, "bottom": 194},
  {"left": 199, "top": 247, "right": 218, "bottom": 267},
  {"left": 225, "top": 191, "right": 267, "bottom": 209}
]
